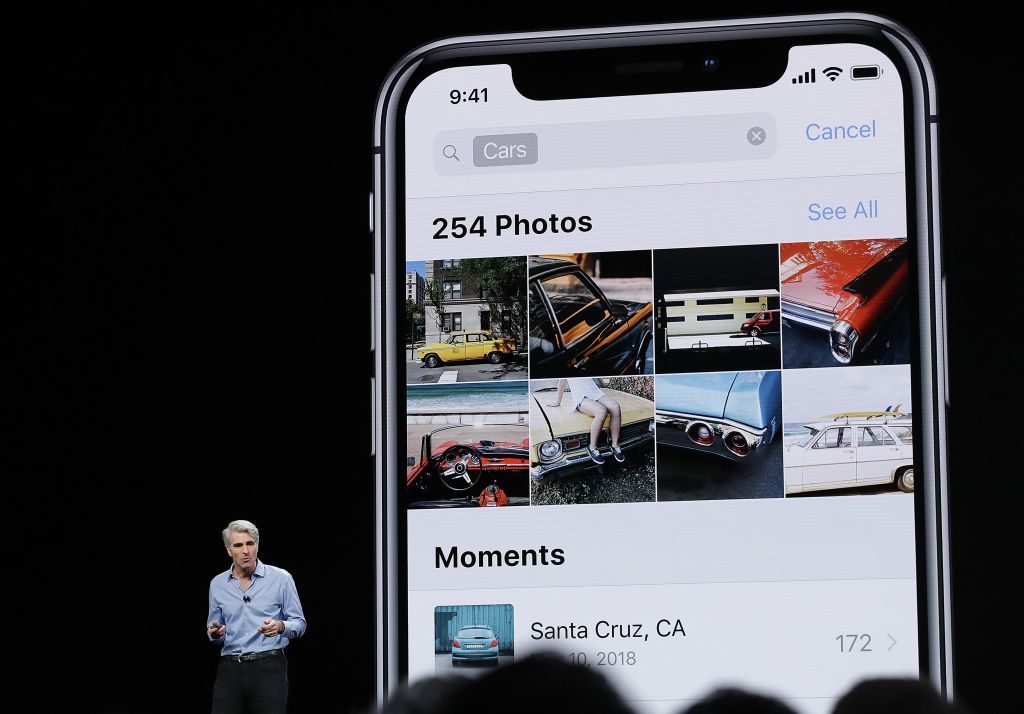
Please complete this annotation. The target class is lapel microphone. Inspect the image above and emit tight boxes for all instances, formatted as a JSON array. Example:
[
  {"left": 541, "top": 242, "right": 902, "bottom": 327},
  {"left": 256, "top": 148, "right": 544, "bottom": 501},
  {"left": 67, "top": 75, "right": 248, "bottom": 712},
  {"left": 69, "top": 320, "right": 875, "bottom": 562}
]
[{"left": 243, "top": 596, "right": 251, "bottom": 603}]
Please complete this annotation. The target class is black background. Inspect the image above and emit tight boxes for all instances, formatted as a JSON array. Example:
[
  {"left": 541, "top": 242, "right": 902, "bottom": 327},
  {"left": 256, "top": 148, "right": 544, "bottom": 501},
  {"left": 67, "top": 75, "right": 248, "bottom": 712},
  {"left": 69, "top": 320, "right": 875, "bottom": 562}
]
[
  {"left": 654, "top": 246, "right": 784, "bottom": 293},
  {"left": 13, "top": 3, "right": 1004, "bottom": 713}
]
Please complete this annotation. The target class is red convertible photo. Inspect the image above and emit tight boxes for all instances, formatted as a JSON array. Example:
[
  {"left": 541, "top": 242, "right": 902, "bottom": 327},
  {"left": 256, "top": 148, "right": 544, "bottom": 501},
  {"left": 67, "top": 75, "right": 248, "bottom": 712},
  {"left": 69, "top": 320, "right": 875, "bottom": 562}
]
[
  {"left": 780, "top": 239, "right": 909, "bottom": 367},
  {"left": 406, "top": 424, "right": 530, "bottom": 508}
]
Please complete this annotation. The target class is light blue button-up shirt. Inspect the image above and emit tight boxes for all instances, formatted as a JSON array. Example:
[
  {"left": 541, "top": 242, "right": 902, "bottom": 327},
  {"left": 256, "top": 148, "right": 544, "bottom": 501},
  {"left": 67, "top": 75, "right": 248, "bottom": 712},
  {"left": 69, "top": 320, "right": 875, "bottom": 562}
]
[{"left": 208, "top": 559, "right": 307, "bottom": 656}]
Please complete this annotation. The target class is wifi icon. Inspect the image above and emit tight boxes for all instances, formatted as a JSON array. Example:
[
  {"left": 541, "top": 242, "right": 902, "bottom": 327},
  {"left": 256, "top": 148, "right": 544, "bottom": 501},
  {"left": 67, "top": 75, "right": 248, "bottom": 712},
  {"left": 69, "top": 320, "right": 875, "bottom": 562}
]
[{"left": 823, "top": 66, "right": 844, "bottom": 82}]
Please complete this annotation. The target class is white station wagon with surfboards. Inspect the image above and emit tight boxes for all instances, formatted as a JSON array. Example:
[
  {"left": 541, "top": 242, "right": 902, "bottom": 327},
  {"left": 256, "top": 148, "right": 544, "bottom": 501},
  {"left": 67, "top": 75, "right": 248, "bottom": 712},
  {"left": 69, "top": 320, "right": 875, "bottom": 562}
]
[{"left": 784, "top": 406, "right": 914, "bottom": 494}]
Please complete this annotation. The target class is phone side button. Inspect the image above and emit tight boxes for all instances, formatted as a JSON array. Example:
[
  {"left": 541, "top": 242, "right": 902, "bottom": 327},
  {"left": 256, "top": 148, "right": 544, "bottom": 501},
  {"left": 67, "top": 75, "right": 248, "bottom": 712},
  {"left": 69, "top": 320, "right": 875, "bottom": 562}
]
[
  {"left": 369, "top": 191, "right": 374, "bottom": 233},
  {"left": 370, "top": 272, "right": 376, "bottom": 356},
  {"left": 371, "top": 376, "right": 376, "bottom": 456},
  {"left": 941, "top": 274, "right": 950, "bottom": 407}
]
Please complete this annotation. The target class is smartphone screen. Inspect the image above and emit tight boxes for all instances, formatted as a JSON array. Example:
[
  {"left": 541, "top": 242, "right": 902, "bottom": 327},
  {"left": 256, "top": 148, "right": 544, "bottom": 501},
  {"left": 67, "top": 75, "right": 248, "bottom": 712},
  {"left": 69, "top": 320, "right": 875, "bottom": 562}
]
[{"left": 379, "top": 23, "right": 947, "bottom": 714}]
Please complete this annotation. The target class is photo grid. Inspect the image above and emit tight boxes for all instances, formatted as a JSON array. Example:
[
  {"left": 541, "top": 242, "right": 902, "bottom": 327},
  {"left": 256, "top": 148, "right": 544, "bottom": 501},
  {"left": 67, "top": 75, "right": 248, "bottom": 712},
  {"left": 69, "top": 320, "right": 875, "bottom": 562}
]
[{"left": 404, "top": 238, "right": 914, "bottom": 509}]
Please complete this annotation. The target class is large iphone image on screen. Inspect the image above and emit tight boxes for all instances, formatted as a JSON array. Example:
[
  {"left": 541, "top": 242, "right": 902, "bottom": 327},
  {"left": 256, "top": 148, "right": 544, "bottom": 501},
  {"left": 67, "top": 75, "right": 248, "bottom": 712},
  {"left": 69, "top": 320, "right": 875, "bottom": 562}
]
[{"left": 373, "top": 16, "right": 949, "bottom": 714}]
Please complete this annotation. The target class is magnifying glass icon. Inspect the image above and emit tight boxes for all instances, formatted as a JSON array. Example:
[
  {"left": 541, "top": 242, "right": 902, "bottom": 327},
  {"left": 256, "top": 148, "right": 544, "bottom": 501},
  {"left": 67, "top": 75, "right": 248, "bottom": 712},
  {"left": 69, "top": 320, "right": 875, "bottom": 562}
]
[{"left": 442, "top": 144, "right": 459, "bottom": 161}]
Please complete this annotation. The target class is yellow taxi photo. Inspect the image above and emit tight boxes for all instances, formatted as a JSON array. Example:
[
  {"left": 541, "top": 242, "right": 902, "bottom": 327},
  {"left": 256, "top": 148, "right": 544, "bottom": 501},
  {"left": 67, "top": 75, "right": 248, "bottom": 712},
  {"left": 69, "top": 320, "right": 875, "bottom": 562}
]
[{"left": 417, "top": 330, "right": 517, "bottom": 368}]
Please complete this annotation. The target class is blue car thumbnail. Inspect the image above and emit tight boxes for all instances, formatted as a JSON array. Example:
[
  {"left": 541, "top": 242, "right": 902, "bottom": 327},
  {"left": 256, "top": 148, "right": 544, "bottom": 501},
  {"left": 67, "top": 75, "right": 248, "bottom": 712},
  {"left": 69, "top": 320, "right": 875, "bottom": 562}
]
[
  {"left": 451, "top": 625, "right": 500, "bottom": 666},
  {"left": 656, "top": 371, "right": 781, "bottom": 461}
]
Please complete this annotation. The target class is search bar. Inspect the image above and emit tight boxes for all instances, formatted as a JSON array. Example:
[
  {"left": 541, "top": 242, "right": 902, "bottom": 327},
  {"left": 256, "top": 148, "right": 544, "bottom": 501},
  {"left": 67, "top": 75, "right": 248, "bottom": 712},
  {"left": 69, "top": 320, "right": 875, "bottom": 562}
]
[{"left": 434, "top": 113, "right": 775, "bottom": 175}]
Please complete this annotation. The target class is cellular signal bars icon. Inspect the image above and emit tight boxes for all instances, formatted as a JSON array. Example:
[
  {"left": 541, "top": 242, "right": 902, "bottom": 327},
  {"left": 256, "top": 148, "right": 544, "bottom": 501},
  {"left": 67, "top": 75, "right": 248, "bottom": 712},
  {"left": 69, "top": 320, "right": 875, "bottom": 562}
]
[{"left": 792, "top": 68, "right": 815, "bottom": 84}]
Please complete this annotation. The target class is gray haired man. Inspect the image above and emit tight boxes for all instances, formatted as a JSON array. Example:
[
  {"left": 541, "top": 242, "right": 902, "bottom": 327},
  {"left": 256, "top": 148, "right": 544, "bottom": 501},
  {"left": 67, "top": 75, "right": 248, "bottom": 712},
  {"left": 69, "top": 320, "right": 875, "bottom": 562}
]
[{"left": 207, "top": 520, "right": 307, "bottom": 714}]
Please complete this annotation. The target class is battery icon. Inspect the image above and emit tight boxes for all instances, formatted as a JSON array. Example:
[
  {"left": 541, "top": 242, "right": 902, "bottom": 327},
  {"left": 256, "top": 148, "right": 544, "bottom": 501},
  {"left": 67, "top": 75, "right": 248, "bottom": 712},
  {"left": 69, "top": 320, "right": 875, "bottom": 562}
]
[{"left": 851, "top": 65, "right": 882, "bottom": 80}]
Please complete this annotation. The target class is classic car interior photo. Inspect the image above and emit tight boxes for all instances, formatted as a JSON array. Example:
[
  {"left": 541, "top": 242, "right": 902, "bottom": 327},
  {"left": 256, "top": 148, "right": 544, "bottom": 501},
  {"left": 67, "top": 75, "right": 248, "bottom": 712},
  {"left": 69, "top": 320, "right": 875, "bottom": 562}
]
[{"left": 406, "top": 424, "right": 530, "bottom": 508}]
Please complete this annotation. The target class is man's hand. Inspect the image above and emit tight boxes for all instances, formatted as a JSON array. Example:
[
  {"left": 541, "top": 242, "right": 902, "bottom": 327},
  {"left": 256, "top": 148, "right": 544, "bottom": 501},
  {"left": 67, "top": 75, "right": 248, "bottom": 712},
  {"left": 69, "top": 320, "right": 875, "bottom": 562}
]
[
  {"left": 208, "top": 621, "right": 226, "bottom": 639},
  {"left": 259, "top": 619, "right": 284, "bottom": 637}
]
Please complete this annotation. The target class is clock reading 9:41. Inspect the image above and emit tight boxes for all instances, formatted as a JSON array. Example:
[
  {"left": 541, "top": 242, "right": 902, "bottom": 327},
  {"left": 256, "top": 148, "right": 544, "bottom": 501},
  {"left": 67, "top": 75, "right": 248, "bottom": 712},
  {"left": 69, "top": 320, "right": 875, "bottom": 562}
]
[{"left": 450, "top": 88, "right": 488, "bottom": 104}]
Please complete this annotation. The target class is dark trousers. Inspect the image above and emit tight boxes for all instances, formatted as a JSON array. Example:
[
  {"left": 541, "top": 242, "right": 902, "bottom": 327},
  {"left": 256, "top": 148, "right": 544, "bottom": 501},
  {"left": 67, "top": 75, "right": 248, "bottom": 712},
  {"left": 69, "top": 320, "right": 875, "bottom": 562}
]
[{"left": 212, "top": 650, "right": 288, "bottom": 714}]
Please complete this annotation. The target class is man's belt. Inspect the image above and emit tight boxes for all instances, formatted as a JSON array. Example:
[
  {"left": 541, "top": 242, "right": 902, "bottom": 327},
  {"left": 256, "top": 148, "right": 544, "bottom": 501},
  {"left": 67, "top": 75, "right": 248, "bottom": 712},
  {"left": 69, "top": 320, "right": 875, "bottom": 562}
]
[{"left": 224, "top": 648, "right": 284, "bottom": 663}]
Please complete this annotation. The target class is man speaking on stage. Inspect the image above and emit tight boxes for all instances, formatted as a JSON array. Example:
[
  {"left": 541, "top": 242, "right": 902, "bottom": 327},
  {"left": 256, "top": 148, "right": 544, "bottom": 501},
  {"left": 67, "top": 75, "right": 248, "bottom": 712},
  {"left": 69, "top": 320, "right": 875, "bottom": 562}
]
[{"left": 207, "top": 519, "right": 307, "bottom": 713}]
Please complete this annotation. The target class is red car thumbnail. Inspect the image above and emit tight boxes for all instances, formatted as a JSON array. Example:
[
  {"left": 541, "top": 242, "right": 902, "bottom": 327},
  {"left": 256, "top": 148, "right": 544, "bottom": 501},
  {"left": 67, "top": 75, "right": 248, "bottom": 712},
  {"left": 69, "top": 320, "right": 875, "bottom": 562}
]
[{"left": 780, "top": 239, "right": 907, "bottom": 364}]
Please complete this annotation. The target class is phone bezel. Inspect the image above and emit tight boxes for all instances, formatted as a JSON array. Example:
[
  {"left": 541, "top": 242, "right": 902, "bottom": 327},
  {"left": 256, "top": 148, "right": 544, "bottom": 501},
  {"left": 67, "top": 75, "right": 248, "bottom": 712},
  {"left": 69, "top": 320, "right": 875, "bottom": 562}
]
[{"left": 372, "top": 13, "right": 949, "bottom": 705}]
